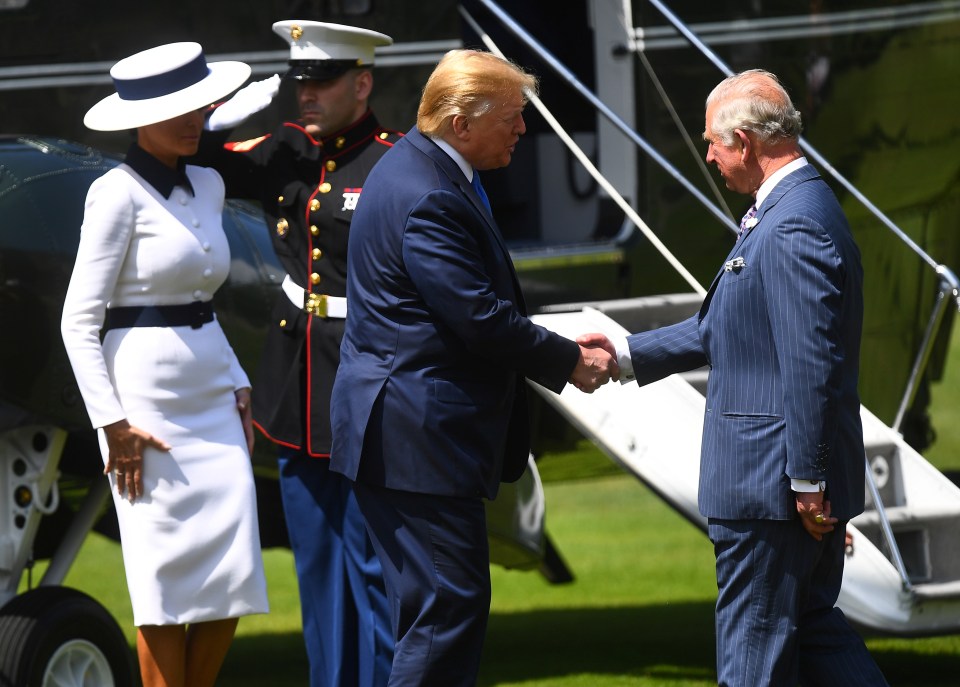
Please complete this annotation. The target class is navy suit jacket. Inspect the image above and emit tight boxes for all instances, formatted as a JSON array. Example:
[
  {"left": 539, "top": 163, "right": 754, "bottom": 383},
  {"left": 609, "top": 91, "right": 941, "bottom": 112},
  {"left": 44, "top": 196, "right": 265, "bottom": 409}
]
[
  {"left": 330, "top": 127, "right": 579, "bottom": 500},
  {"left": 627, "top": 164, "right": 866, "bottom": 521}
]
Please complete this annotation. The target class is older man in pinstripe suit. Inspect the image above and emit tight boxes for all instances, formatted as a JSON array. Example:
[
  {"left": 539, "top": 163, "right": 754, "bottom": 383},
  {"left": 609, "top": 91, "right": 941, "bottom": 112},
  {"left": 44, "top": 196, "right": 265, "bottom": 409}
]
[{"left": 584, "top": 70, "right": 888, "bottom": 685}]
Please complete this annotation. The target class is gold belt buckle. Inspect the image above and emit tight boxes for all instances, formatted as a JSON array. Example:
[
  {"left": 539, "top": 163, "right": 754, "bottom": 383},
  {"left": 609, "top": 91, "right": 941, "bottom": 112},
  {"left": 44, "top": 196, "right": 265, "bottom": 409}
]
[{"left": 304, "top": 292, "right": 328, "bottom": 318}]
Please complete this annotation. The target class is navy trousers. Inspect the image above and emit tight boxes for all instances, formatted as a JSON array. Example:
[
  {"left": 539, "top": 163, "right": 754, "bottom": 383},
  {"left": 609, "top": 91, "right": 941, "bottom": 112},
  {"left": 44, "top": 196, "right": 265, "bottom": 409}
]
[
  {"left": 708, "top": 517, "right": 889, "bottom": 687},
  {"left": 353, "top": 482, "right": 491, "bottom": 687},
  {"left": 279, "top": 451, "right": 393, "bottom": 687}
]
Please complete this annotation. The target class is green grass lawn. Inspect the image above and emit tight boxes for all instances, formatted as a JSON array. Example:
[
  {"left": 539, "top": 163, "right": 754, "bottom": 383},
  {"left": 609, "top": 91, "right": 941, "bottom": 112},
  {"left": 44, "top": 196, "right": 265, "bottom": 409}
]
[
  {"left": 27, "top": 471, "right": 960, "bottom": 686},
  {"left": 28, "top": 460, "right": 960, "bottom": 685},
  {"left": 20, "top": 317, "right": 960, "bottom": 685}
]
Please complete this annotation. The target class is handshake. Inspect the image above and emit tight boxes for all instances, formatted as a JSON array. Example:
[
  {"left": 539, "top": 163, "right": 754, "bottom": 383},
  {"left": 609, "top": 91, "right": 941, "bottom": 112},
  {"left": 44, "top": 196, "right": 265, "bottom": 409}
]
[{"left": 569, "top": 333, "right": 620, "bottom": 393}]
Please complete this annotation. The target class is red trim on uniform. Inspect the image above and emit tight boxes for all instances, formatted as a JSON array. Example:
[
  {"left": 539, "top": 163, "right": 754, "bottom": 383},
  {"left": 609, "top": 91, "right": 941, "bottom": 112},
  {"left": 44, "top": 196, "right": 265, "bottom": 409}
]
[
  {"left": 281, "top": 120, "right": 321, "bottom": 145},
  {"left": 253, "top": 420, "right": 299, "bottom": 449},
  {"left": 253, "top": 420, "right": 330, "bottom": 459},
  {"left": 373, "top": 128, "right": 402, "bottom": 149},
  {"left": 302, "top": 164, "right": 327, "bottom": 454}
]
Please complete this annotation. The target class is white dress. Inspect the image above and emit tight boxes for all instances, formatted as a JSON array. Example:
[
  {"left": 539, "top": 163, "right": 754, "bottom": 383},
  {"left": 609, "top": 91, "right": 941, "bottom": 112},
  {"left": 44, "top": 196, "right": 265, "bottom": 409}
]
[{"left": 60, "top": 162, "right": 269, "bottom": 626}]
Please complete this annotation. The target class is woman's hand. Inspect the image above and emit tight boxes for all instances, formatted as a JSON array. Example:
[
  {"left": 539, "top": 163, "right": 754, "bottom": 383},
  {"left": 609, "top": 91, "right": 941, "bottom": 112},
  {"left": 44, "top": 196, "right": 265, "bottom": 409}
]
[
  {"left": 102, "top": 419, "right": 171, "bottom": 501},
  {"left": 236, "top": 387, "right": 255, "bottom": 456}
]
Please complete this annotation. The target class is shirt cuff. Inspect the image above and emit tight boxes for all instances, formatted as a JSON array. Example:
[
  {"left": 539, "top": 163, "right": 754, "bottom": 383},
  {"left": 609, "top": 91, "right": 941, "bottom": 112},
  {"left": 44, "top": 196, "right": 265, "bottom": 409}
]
[
  {"left": 614, "top": 335, "right": 635, "bottom": 384},
  {"left": 792, "top": 479, "right": 826, "bottom": 493}
]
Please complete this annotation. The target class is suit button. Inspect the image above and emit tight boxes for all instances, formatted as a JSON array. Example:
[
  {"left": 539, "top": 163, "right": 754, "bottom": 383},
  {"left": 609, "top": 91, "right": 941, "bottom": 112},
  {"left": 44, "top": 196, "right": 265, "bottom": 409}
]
[
  {"left": 325, "top": 160, "right": 336, "bottom": 172},
  {"left": 319, "top": 182, "right": 332, "bottom": 194},
  {"left": 310, "top": 273, "right": 321, "bottom": 285},
  {"left": 310, "top": 225, "right": 319, "bottom": 235},
  {"left": 276, "top": 218, "right": 289, "bottom": 236},
  {"left": 312, "top": 248, "right": 322, "bottom": 261},
  {"left": 310, "top": 199, "right": 320, "bottom": 212}
]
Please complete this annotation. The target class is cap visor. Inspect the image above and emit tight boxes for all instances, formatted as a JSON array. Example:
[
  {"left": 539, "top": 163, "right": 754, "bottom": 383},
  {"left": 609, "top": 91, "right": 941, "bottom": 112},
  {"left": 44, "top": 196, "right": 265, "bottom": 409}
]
[{"left": 283, "top": 60, "right": 359, "bottom": 82}]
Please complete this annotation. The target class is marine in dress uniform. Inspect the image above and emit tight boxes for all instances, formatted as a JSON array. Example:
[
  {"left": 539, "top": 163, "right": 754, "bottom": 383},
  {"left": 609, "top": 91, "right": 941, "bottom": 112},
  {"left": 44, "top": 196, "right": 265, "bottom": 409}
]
[
  {"left": 194, "top": 21, "right": 400, "bottom": 687},
  {"left": 213, "top": 108, "right": 400, "bottom": 451}
]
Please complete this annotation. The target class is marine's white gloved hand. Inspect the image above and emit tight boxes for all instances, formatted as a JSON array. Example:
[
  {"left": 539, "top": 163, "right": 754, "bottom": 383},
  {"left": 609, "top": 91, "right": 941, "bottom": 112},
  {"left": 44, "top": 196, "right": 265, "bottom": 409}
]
[{"left": 205, "top": 74, "right": 281, "bottom": 131}]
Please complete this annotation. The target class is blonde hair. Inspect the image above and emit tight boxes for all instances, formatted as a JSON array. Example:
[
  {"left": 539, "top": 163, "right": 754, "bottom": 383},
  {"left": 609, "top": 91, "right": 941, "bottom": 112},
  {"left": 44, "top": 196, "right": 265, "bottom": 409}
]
[
  {"left": 706, "top": 69, "right": 802, "bottom": 146},
  {"left": 417, "top": 49, "right": 538, "bottom": 137}
]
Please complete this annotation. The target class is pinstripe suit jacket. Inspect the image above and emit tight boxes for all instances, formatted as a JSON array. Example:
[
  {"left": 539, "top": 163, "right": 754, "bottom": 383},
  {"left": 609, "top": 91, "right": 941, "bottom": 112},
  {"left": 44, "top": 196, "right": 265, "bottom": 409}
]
[{"left": 627, "top": 164, "right": 866, "bottom": 521}]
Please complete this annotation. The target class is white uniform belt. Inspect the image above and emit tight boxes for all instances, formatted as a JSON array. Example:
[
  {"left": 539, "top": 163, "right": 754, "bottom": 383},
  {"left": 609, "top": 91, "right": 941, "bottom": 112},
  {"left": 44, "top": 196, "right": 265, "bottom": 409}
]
[{"left": 282, "top": 274, "right": 347, "bottom": 319}]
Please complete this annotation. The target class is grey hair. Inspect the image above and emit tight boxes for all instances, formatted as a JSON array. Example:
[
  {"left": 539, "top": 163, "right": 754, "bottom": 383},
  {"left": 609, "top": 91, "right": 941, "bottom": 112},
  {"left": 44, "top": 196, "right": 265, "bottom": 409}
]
[{"left": 705, "top": 69, "right": 802, "bottom": 145}]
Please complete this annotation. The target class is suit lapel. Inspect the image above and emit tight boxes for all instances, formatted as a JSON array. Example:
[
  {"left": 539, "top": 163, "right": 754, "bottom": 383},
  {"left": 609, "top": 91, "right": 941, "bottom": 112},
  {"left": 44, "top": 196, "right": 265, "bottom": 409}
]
[
  {"left": 408, "top": 130, "right": 505, "bottom": 239},
  {"left": 701, "top": 164, "right": 823, "bottom": 319},
  {"left": 406, "top": 129, "right": 527, "bottom": 313}
]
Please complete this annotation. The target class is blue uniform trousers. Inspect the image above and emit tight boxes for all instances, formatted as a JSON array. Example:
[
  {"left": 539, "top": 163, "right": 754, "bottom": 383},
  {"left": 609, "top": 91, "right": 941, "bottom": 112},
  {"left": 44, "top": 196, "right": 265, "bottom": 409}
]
[{"left": 279, "top": 450, "right": 393, "bottom": 686}]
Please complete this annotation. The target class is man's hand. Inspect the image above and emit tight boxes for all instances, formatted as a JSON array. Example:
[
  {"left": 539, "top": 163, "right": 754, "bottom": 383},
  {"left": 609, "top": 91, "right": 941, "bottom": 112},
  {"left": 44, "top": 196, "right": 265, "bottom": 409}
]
[
  {"left": 205, "top": 74, "right": 281, "bottom": 131},
  {"left": 795, "top": 491, "right": 837, "bottom": 541},
  {"left": 569, "top": 334, "right": 619, "bottom": 393},
  {"left": 103, "top": 419, "right": 171, "bottom": 502},
  {"left": 576, "top": 332, "right": 616, "bottom": 357}
]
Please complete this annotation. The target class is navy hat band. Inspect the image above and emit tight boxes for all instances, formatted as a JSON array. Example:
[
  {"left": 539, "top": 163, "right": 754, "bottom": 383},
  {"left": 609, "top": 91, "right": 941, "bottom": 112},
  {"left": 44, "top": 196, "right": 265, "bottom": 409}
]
[{"left": 113, "top": 52, "right": 209, "bottom": 101}]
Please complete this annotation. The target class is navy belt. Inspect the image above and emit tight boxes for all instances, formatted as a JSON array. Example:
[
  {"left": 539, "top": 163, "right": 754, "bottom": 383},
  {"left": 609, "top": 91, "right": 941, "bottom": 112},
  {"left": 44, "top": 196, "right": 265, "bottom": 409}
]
[{"left": 102, "top": 301, "right": 214, "bottom": 332}]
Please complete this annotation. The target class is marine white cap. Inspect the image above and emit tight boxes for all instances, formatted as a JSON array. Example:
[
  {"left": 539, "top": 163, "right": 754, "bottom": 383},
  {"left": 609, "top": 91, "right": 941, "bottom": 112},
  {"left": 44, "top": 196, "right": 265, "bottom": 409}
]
[{"left": 272, "top": 20, "right": 393, "bottom": 81}]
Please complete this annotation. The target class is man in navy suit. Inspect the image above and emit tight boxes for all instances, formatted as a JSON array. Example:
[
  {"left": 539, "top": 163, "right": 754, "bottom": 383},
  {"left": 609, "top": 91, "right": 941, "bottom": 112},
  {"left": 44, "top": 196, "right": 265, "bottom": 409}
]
[
  {"left": 329, "top": 49, "right": 618, "bottom": 686},
  {"left": 583, "top": 70, "right": 888, "bottom": 686}
]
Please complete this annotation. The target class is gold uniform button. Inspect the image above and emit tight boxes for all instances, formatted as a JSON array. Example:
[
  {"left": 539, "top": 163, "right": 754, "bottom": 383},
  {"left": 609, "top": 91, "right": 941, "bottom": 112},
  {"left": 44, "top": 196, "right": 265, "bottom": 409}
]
[
  {"left": 277, "top": 195, "right": 284, "bottom": 203},
  {"left": 276, "top": 218, "right": 289, "bottom": 236},
  {"left": 325, "top": 160, "right": 337, "bottom": 172},
  {"left": 310, "top": 225, "right": 319, "bottom": 235},
  {"left": 279, "top": 319, "right": 287, "bottom": 327},
  {"left": 319, "top": 182, "right": 332, "bottom": 194},
  {"left": 312, "top": 248, "right": 323, "bottom": 261},
  {"left": 310, "top": 199, "right": 321, "bottom": 212},
  {"left": 310, "top": 273, "right": 321, "bottom": 285},
  {"left": 335, "top": 136, "right": 346, "bottom": 149},
  {"left": 379, "top": 132, "right": 389, "bottom": 140}
]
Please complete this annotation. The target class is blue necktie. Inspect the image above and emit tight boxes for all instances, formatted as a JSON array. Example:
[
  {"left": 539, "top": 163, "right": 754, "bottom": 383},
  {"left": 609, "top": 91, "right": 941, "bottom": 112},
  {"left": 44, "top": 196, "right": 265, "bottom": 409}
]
[
  {"left": 471, "top": 171, "right": 492, "bottom": 213},
  {"left": 737, "top": 204, "right": 757, "bottom": 240}
]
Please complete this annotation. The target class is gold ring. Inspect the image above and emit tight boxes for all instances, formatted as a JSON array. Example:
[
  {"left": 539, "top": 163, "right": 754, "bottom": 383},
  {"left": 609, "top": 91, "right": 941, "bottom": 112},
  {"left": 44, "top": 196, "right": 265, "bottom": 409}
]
[{"left": 814, "top": 513, "right": 825, "bottom": 524}]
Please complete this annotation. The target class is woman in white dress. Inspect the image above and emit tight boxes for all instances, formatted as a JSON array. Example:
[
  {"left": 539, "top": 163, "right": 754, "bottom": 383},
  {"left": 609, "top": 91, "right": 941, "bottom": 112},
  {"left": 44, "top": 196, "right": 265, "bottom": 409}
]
[{"left": 60, "top": 43, "right": 269, "bottom": 687}]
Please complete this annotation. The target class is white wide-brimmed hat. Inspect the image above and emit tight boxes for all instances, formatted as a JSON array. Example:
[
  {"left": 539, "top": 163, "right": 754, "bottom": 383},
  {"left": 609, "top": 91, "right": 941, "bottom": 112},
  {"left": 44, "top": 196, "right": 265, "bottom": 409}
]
[{"left": 84, "top": 42, "right": 251, "bottom": 131}]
